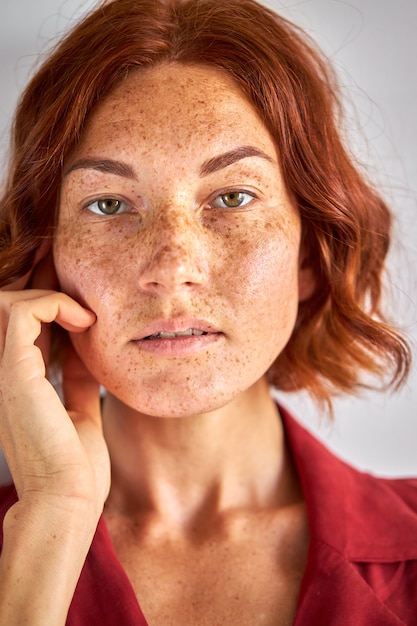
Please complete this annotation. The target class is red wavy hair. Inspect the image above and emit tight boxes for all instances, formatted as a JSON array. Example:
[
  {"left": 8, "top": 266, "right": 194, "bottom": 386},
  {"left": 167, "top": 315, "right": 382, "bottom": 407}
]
[{"left": 0, "top": 0, "right": 411, "bottom": 407}]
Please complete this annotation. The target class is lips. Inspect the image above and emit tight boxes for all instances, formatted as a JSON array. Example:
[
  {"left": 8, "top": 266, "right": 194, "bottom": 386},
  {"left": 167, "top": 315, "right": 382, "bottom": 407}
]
[
  {"left": 144, "top": 329, "right": 208, "bottom": 340},
  {"left": 135, "top": 318, "right": 221, "bottom": 342},
  {"left": 133, "top": 318, "right": 222, "bottom": 357}
]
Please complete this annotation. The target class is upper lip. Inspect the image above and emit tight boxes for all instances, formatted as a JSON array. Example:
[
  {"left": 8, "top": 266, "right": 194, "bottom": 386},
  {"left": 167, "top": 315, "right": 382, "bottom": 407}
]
[{"left": 135, "top": 318, "right": 221, "bottom": 341}]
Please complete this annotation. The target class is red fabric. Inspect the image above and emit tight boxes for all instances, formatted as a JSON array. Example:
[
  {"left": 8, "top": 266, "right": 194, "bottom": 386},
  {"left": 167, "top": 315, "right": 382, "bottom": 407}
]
[
  {"left": 1, "top": 408, "right": 416, "bottom": 625},
  {"left": 280, "top": 407, "right": 417, "bottom": 625}
]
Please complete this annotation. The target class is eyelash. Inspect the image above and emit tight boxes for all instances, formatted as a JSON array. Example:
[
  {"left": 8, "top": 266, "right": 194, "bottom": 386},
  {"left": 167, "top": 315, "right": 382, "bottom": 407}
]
[
  {"left": 84, "top": 189, "right": 257, "bottom": 216},
  {"left": 210, "top": 190, "right": 256, "bottom": 210},
  {"left": 84, "top": 198, "right": 132, "bottom": 215}
]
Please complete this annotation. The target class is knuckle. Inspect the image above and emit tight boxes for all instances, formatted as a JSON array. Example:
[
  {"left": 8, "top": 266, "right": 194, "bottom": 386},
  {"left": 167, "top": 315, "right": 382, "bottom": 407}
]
[{"left": 9, "top": 298, "right": 29, "bottom": 317}]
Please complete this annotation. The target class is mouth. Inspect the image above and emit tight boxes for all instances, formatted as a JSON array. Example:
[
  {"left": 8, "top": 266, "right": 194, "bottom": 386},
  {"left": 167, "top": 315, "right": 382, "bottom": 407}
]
[
  {"left": 143, "top": 329, "right": 209, "bottom": 340},
  {"left": 134, "top": 319, "right": 222, "bottom": 356},
  {"left": 136, "top": 318, "right": 220, "bottom": 341}
]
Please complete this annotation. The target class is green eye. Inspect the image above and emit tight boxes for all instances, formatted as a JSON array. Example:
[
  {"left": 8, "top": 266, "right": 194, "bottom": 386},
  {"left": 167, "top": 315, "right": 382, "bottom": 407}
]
[
  {"left": 86, "top": 198, "right": 129, "bottom": 215},
  {"left": 212, "top": 191, "right": 255, "bottom": 209}
]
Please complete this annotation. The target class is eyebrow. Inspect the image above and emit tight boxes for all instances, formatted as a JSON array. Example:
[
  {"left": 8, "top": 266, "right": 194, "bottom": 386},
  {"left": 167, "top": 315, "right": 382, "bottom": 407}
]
[
  {"left": 64, "top": 158, "right": 137, "bottom": 179},
  {"left": 64, "top": 145, "right": 274, "bottom": 180},
  {"left": 199, "top": 145, "right": 275, "bottom": 176}
]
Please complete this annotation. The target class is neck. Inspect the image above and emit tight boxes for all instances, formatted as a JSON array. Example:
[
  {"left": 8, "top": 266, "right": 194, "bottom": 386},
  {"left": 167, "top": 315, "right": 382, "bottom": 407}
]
[{"left": 102, "top": 378, "right": 299, "bottom": 528}]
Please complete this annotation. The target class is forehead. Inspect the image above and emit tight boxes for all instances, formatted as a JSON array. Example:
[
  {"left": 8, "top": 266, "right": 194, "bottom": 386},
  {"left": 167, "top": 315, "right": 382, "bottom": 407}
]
[{"left": 74, "top": 63, "right": 277, "bottom": 159}]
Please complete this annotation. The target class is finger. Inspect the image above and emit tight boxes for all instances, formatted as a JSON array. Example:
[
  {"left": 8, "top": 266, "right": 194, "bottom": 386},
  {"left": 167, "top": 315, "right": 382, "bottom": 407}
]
[
  {"left": 0, "top": 290, "right": 54, "bottom": 355},
  {"left": 29, "top": 252, "right": 64, "bottom": 369},
  {"left": 0, "top": 289, "right": 57, "bottom": 311},
  {"left": 13, "top": 293, "right": 95, "bottom": 333},
  {"left": 0, "top": 291, "right": 59, "bottom": 334},
  {"left": 3, "top": 294, "right": 96, "bottom": 372}
]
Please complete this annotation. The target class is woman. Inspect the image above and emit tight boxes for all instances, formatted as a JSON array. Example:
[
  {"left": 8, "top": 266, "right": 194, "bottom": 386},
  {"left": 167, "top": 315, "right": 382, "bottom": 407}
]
[{"left": 0, "top": 0, "right": 415, "bottom": 624}]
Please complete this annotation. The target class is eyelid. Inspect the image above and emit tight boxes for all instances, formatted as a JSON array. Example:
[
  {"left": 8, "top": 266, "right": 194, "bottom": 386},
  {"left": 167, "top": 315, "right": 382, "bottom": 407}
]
[
  {"left": 83, "top": 195, "right": 135, "bottom": 215},
  {"left": 208, "top": 188, "right": 258, "bottom": 210}
]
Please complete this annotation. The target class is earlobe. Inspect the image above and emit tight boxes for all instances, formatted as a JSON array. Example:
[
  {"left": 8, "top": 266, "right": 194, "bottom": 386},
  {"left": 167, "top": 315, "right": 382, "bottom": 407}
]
[
  {"left": 33, "top": 239, "right": 52, "bottom": 266},
  {"left": 298, "top": 265, "right": 316, "bottom": 302},
  {"left": 298, "top": 244, "right": 316, "bottom": 302},
  {"left": 30, "top": 247, "right": 60, "bottom": 291},
  {"left": 2, "top": 240, "right": 55, "bottom": 292}
]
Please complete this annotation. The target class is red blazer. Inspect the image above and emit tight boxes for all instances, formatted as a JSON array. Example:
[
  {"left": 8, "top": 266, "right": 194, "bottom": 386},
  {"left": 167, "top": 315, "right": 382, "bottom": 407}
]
[{"left": 1, "top": 408, "right": 416, "bottom": 625}]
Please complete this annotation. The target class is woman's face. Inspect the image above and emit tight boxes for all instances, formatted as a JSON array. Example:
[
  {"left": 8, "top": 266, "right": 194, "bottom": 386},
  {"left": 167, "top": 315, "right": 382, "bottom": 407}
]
[{"left": 54, "top": 63, "right": 312, "bottom": 417}]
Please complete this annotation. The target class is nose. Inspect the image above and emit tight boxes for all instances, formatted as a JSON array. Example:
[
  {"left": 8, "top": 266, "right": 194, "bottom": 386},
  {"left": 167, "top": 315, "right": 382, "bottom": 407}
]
[{"left": 137, "top": 207, "right": 209, "bottom": 295}]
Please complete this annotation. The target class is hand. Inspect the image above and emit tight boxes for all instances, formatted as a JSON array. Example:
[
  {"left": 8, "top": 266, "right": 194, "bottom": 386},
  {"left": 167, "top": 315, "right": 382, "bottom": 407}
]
[
  {"left": 0, "top": 258, "right": 110, "bottom": 517},
  {"left": 0, "top": 256, "right": 111, "bottom": 625}
]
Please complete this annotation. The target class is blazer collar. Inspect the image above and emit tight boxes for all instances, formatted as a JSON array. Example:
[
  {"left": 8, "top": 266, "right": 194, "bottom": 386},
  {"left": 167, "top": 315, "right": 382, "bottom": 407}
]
[{"left": 280, "top": 406, "right": 417, "bottom": 562}]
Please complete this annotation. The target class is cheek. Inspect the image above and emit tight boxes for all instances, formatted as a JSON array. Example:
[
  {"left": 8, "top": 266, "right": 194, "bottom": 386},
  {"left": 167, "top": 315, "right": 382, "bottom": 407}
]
[
  {"left": 213, "top": 220, "right": 301, "bottom": 386},
  {"left": 53, "top": 214, "right": 301, "bottom": 336},
  {"left": 234, "top": 220, "right": 301, "bottom": 307},
  {"left": 53, "top": 224, "right": 123, "bottom": 308},
  {"left": 249, "top": 243, "right": 300, "bottom": 346}
]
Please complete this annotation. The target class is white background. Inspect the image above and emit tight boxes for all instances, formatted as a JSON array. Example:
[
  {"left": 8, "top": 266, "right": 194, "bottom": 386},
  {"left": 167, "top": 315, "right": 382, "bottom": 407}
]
[{"left": 0, "top": 0, "right": 416, "bottom": 483}]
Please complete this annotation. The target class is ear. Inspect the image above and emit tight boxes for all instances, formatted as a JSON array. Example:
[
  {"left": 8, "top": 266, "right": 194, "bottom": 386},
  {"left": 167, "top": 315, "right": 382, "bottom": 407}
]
[
  {"left": 31, "top": 246, "right": 59, "bottom": 291},
  {"left": 298, "top": 244, "right": 316, "bottom": 303},
  {"left": 3, "top": 240, "right": 54, "bottom": 291}
]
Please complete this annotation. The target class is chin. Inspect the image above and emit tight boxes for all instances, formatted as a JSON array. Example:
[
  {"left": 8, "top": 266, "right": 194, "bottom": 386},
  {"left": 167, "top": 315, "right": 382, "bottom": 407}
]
[{"left": 104, "top": 377, "right": 249, "bottom": 419}]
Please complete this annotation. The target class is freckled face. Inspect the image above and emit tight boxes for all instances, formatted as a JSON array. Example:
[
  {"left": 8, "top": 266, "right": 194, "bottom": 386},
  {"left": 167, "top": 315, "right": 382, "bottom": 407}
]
[{"left": 54, "top": 63, "right": 309, "bottom": 417}]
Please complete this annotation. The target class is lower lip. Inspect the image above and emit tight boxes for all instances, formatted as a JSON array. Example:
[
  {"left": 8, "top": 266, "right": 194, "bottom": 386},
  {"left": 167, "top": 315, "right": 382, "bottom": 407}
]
[{"left": 133, "top": 333, "right": 223, "bottom": 357}]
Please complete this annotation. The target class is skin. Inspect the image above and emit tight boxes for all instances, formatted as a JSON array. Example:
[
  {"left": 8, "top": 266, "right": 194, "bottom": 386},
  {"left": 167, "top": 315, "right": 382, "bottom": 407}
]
[
  {"left": 53, "top": 63, "right": 313, "bottom": 624},
  {"left": 0, "top": 63, "right": 313, "bottom": 625},
  {"left": 55, "top": 63, "right": 312, "bottom": 420}
]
